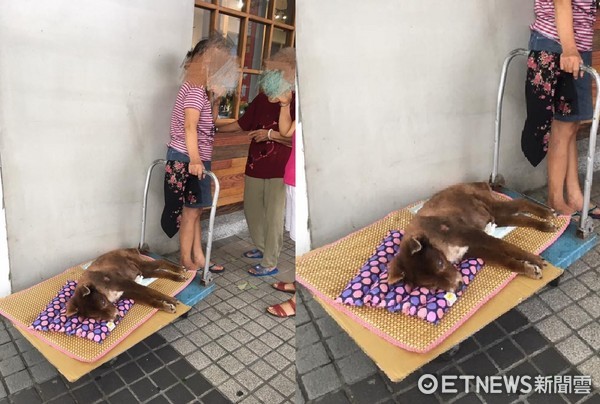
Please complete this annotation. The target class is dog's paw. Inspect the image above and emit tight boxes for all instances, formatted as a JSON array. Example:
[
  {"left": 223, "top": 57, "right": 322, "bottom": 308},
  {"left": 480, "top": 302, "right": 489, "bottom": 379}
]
[
  {"left": 538, "top": 221, "right": 558, "bottom": 233},
  {"left": 162, "top": 301, "right": 177, "bottom": 313},
  {"left": 175, "top": 273, "right": 187, "bottom": 282},
  {"left": 524, "top": 262, "right": 543, "bottom": 279},
  {"left": 541, "top": 208, "right": 557, "bottom": 220}
]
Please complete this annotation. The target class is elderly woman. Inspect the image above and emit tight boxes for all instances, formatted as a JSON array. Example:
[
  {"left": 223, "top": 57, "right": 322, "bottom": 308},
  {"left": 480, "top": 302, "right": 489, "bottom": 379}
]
[
  {"left": 218, "top": 48, "right": 295, "bottom": 277},
  {"left": 161, "top": 38, "right": 236, "bottom": 273}
]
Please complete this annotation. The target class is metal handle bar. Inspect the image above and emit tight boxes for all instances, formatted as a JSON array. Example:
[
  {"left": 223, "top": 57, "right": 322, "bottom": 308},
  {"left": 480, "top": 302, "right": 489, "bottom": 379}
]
[
  {"left": 139, "top": 159, "right": 220, "bottom": 285},
  {"left": 492, "top": 48, "right": 600, "bottom": 238}
]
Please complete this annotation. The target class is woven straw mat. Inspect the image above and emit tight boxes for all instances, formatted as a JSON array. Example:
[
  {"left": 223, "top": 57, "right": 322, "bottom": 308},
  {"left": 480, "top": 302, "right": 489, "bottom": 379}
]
[
  {"left": 297, "top": 205, "right": 569, "bottom": 353},
  {"left": 0, "top": 263, "right": 194, "bottom": 362}
]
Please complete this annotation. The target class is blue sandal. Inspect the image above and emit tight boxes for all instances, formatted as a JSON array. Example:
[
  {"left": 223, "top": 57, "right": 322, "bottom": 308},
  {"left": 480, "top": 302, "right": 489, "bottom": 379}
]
[
  {"left": 243, "top": 249, "right": 264, "bottom": 259},
  {"left": 248, "top": 264, "right": 279, "bottom": 277}
]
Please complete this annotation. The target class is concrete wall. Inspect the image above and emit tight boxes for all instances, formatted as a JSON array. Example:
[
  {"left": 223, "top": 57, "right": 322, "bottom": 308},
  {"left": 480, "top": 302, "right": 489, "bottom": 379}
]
[
  {"left": 0, "top": 0, "right": 193, "bottom": 291},
  {"left": 297, "top": 0, "right": 543, "bottom": 248},
  {"left": 0, "top": 163, "right": 10, "bottom": 297}
]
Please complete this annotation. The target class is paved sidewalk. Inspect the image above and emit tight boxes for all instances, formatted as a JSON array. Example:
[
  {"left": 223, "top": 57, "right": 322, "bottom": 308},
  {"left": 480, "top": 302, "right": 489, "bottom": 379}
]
[
  {"left": 0, "top": 229, "right": 295, "bottom": 404},
  {"left": 296, "top": 180, "right": 600, "bottom": 404}
]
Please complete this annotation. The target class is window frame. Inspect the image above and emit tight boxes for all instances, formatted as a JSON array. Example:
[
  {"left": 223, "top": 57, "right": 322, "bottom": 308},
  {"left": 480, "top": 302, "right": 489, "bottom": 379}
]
[{"left": 194, "top": 0, "right": 295, "bottom": 121}]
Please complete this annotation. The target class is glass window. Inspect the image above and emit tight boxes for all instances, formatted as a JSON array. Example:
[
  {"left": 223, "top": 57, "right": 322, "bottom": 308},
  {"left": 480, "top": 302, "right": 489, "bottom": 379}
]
[
  {"left": 271, "top": 28, "right": 289, "bottom": 55},
  {"left": 219, "top": 0, "right": 244, "bottom": 11},
  {"left": 192, "top": 8, "right": 211, "bottom": 47},
  {"left": 244, "top": 22, "right": 266, "bottom": 70},
  {"left": 218, "top": 14, "right": 241, "bottom": 54},
  {"left": 249, "top": 0, "right": 270, "bottom": 18},
  {"left": 274, "top": 0, "right": 294, "bottom": 24},
  {"left": 239, "top": 73, "right": 261, "bottom": 116},
  {"left": 192, "top": 1, "right": 294, "bottom": 120},
  {"left": 217, "top": 92, "right": 237, "bottom": 119}
]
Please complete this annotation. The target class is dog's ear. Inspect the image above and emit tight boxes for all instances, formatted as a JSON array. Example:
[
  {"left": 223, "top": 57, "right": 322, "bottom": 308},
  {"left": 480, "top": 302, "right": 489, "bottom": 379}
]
[
  {"left": 386, "top": 257, "right": 405, "bottom": 285},
  {"left": 387, "top": 270, "right": 405, "bottom": 285},
  {"left": 65, "top": 301, "right": 78, "bottom": 317},
  {"left": 407, "top": 237, "right": 423, "bottom": 255}
]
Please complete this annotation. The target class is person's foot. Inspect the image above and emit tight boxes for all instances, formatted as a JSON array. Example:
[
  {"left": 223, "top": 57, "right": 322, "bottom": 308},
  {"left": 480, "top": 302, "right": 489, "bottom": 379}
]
[
  {"left": 548, "top": 200, "right": 577, "bottom": 216},
  {"left": 272, "top": 282, "right": 296, "bottom": 293},
  {"left": 181, "top": 259, "right": 200, "bottom": 271},
  {"left": 243, "top": 249, "right": 263, "bottom": 259},
  {"left": 194, "top": 260, "right": 225, "bottom": 273},
  {"left": 248, "top": 264, "right": 279, "bottom": 277},
  {"left": 566, "top": 195, "right": 600, "bottom": 218},
  {"left": 208, "top": 263, "right": 225, "bottom": 273},
  {"left": 267, "top": 297, "right": 296, "bottom": 317}
]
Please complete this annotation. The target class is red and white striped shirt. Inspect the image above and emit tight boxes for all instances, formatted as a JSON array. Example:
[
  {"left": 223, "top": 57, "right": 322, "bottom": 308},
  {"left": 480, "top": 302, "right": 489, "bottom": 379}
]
[
  {"left": 531, "top": 0, "right": 596, "bottom": 52},
  {"left": 167, "top": 82, "right": 214, "bottom": 161}
]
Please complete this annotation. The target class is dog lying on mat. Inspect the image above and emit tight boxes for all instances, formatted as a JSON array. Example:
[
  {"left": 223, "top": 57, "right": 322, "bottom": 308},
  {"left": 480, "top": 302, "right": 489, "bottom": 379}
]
[
  {"left": 65, "top": 248, "right": 187, "bottom": 321},
  {"left": 387, "top": 182, "right": 557, "bottom": 291}
]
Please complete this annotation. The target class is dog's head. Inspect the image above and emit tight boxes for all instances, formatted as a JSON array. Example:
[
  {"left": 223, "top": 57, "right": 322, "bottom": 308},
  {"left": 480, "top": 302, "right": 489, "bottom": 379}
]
[
  {"left": 65, "top": 284, "right": 118, "bottom": 321},
  {"left": 387, "top": 235, "right": 463, "bottom": 292}
]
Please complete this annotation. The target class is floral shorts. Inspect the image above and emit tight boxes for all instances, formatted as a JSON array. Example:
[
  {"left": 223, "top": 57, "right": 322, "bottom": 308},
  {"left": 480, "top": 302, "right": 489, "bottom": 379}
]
[
  {"left": 522, "top": 31, "right": 593, "bottom": 166},
  {"left": 528, "top": 30, "right": 592, "bottom": 122},
  {"left": 160, "top": 147, "right": 212, "bottom": 238}
]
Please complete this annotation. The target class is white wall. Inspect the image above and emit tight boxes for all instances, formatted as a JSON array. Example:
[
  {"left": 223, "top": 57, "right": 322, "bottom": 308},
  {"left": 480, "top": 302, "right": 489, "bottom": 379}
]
[
  {"left": 297, "top": 0, "right": 544, "bottom": 248},
  {"left": 0, "top": 0, "right": 194, "bottom": 291},
  {"left": 0, "top": 163, "right": 11, "bottom": 298}
]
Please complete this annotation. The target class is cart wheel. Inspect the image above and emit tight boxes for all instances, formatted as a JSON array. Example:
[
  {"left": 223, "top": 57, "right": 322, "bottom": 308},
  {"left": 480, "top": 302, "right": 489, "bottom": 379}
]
[
  {"left": 200, "top": 271, "right": 214, "bottom": 286},
  {"left": 440, "top": 344, "right": 460, "bottom": 360},
  {"left": 489, "top": 174, "right": 506, "bottom": 191},
  {"left": 576, "top": 217, "right": 594, "bottom": 239},
  {"left": 181, "top": 312, "right": 189, "bottom": 319},
  {"left": 549, "top": 276, "right": 561, "bottom": 287}
]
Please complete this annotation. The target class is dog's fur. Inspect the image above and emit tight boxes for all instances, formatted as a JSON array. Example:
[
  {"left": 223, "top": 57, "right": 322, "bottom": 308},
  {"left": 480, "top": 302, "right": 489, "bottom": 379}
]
[
  {"left": 65, "top": 248, "right": 187, "bottom": 321},
  {"left": 387, "top": 182, "right": 558, "bottom": 291}
]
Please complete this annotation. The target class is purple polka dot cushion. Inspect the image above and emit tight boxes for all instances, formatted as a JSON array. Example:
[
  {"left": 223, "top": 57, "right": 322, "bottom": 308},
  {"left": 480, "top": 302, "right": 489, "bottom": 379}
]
[
  {"left": 335, "top": 231, "right": 484, "bottom": 324},
  {"left": 29, "top": 280, "right": 134, "bottom": 343}
]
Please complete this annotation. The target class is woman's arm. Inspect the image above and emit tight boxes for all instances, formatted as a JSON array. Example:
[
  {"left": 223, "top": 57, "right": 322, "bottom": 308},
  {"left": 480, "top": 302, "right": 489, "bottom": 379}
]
[
  {"left": 248, "top": 128, "right": 292, "bottom": 146},
  {"left": 554, "top": 0, "right": 583, "bottom": 77},
  {"left": 216, "top": 120, "right": 243, "bottom": 132},
  {"left": 209, "top": 91, "right": 220, "bottom": 121},
  {"left": 248, "top": 90, "right": 294, "bottom": 144},
  {"left": 277, "top": 91, "right": 294, "bottom": 136},
  {"left": 284, "top": 121, "right": 296, "bottom": 137},
  {"left": 183, "top": 108, "right": 205, "bottom": 177}
]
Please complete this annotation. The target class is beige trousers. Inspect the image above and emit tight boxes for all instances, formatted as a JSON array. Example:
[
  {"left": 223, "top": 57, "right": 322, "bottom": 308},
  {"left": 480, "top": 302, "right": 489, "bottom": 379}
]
[{"left": 243, "top": 176, "right": 286, "bottom": 268}]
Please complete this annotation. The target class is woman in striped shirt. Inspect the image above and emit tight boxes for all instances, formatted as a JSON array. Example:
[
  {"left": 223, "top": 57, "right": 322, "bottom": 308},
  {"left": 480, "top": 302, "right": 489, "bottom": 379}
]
[
  {"left": 524, "top": 0, "right": 600, "bottom": 218},
  {"left": 161, "top": 40, "right": 224, "bottom": 273}
]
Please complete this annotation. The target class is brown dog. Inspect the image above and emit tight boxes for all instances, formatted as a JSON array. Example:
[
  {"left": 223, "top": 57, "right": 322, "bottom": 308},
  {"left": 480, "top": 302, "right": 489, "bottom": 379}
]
[
  {"left": 387, "top": 182, "right": 558, "bottom": 291},
  {"left": 65, "top": 248, "right": 187, "bottom": 321}
]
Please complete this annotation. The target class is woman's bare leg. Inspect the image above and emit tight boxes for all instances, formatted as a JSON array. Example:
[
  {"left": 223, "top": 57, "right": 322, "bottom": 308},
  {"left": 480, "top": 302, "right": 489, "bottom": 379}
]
[
  {"left": 179, "top": 206, "right": 202, "bottom": 270},
  {"left": 547, "top": 120, "right": 579, "bottom": 215},
  {"left": 191, "top": 212, "right": 205, "bottom": 267}
]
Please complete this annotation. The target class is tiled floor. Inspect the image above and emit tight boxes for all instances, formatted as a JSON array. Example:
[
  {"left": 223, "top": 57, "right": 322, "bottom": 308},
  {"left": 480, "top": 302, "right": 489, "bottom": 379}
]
[
  {"left": 296, "top": 178, "right": 600, "bottom": 404},
  {"left": 0, "top": 229, "right": 295, "bottom": 404}
]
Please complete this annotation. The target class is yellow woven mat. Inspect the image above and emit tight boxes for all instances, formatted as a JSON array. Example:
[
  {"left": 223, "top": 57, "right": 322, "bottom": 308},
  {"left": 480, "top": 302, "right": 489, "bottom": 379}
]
[
  {"left": 297, "top": 208, "right": 569, "bottom": 353},
  {"left": 0, "top": 262, "right": 195, "bottom": 362}
]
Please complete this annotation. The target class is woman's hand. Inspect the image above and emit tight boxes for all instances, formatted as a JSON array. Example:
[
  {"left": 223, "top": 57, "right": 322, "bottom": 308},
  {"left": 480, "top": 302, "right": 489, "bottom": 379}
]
[
  {"left": 249, "top": 129, "right": 269, "bottom": 142},
  {"left": 188, "top": 160, "right": 205, "bottom": 178},
  {"left": 276, "top": 90, "right": 293, "bottom": 106},
  {"left": 561, "top": 47, "right": 584, "bottom": 78}
]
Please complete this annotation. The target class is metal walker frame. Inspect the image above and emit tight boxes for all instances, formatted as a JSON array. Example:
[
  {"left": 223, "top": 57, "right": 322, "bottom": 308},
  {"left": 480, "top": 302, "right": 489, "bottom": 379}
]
[
  {"left": 491, "top": 48, "right": 600, "bottom": 239},
  {"left": 139, "top": 159, "right": 220, "bottom": 286}
]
